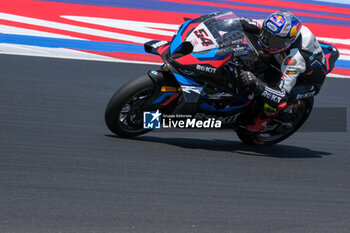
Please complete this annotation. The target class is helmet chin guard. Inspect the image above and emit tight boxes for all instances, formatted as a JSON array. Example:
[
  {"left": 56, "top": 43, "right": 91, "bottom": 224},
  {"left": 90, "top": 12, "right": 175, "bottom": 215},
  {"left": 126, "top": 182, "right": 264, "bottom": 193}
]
[{"left": 258, "top": 10, "right": 302, "bottom": 54}]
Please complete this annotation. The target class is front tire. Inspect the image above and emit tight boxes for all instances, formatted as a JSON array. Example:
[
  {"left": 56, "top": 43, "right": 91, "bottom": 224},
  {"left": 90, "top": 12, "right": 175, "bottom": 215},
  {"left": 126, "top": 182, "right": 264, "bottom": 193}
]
[{"left": 105, "top": 75, "right": 155, "bottom": 138}]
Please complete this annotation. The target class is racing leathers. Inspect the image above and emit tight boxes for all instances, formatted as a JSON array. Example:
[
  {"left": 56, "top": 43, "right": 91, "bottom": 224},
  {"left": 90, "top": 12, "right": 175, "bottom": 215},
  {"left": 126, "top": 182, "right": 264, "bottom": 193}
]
[
  {"left": 238, "top": 18, "right": 328, "bottom": 131},
  {"left": 241, "top": 18, "right": 327, "bottom": 107}
]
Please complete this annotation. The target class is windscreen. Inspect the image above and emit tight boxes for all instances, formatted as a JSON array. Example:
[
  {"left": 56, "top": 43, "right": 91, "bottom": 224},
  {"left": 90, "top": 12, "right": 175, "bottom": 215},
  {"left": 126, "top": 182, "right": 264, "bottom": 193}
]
[{"left": 185, "top": 12, "right": 248, "bottom": 53}]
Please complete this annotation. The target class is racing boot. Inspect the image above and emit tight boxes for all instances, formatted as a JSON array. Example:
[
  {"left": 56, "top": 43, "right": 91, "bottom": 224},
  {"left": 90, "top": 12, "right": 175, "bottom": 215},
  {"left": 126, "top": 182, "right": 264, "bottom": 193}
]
[{"left": 246, "top": 102, "right": 287, "bottom": 132}]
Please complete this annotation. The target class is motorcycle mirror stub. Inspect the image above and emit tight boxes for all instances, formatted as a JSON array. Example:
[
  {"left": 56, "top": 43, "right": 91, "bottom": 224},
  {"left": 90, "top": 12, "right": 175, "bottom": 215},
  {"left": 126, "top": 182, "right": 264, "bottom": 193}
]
[
  {"left": 171, "top": 41, "right": 194, "bottom": 56},
  {"left": 144, "top": 40, "right": 169, "bottom": 55}
]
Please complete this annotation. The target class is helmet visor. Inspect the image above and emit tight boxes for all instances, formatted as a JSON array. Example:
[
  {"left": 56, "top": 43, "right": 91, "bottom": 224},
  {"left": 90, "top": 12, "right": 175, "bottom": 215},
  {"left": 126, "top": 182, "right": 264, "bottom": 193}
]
[{"left": 259, "top": 27, "right": 292, "bottom": 50}]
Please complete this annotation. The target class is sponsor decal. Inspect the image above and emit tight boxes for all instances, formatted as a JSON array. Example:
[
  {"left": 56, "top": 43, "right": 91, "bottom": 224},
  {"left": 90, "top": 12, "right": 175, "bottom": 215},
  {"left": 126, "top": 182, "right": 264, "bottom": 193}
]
[
  {"left": 267, "top": 22, "right": 278, "bottom": 32},
  {"left": 193, "top": 112, "right": 240, "bottom": 124},
  {"left": 149, "top": 70, "right": 159, "bottom": 78},
  {"left": 181, "top": 86, "right": 203, "bottom": 94},
  {"left": 151, "top": 40, "right": 168, "bottom": 49},
  {"left": 286, "top": 70, "right": 297, "bottom": 75},
  {"left": 270, "top": 14, "right": 285, "bottom": 26},
  {"left": 285, "top": 57, "right": 297, "bottom": 66},
  {"left": 231, "top": 45, "right": 248, "bottom": 57},
  {"left": 296, "top": 91, "right": 316, "bottom": 100},
  {"left": 261, "top": 90, "right": 282, "bottom": 103},
  {"left": 196, "top": 64, "right": 217, "bottom": 73}
]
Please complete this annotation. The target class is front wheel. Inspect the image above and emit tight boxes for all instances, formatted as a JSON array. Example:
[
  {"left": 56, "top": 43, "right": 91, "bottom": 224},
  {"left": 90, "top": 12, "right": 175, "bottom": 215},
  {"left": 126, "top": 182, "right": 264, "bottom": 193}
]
[
  {"left": 105, "top": 75, "right": 156, "bottom": 138},
  {"left": 236, "top": 97, "right": 314, "bottom": 146}
]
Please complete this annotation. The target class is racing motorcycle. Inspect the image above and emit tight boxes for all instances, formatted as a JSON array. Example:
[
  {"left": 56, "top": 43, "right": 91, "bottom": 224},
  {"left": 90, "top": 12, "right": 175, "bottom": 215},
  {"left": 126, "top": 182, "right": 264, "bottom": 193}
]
[{"left": 105, "top": 12, "right": 339, "bottom": 145}]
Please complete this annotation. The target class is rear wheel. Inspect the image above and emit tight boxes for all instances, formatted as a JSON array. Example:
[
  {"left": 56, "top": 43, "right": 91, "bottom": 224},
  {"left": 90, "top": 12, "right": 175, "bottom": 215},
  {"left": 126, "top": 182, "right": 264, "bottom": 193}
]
[{"left": 236, "top": 97, "right": 314, "bottom": 146}]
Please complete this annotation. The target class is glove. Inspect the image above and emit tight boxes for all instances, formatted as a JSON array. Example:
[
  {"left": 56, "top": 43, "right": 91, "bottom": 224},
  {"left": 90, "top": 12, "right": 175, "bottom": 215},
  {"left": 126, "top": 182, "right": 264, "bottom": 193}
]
[
  {"left": 239, "top": 70, "right": 288, "bottom": 107},
  {"left": 239, "top": 70, "right": 260, "bottom": 94},
  {"left": 240, "top": 18, "right": 261, "bottom": 34}
]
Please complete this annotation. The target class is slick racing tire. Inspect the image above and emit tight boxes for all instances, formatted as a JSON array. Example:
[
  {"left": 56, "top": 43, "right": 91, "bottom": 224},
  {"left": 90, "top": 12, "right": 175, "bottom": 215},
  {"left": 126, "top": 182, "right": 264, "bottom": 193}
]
[
  {"left": 105, "top": 75, "right": 155, "bottom": 138},
  {"left": 236, "top": 97, "right": 314, "bottom": 146}
]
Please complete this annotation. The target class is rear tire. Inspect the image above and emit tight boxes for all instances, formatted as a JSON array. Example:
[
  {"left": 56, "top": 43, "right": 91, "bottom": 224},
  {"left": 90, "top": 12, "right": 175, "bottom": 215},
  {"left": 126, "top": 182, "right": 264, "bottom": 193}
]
[
  {"left": 105, "top": 75, "right": 155, "bottom": 138},
  {"left": 236, "top": 97, "right": 314, "bottom": 146}
]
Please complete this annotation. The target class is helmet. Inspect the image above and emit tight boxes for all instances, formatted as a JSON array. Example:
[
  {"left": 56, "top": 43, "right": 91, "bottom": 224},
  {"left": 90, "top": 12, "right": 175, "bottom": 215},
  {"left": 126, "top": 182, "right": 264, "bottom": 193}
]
[{"left": 258, "top": 10, "right": 302, "bottom": 54}]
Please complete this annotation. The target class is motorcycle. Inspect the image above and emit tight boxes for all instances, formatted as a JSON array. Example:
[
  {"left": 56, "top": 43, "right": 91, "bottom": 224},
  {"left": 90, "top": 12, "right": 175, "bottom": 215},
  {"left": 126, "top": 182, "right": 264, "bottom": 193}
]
[{"left": 105, "top": 12, "right": 339, "bottom": 145}]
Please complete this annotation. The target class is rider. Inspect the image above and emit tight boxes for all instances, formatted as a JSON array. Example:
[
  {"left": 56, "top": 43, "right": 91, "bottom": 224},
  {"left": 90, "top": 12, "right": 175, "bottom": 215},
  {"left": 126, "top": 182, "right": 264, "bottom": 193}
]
[{"left": 238, "top": 10, "right": 327, "bottom": 132}]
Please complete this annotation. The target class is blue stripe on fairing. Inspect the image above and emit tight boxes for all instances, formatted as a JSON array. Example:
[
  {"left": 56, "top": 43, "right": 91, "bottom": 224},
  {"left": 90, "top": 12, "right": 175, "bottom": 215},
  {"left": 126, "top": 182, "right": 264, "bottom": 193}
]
[
  {"left": 200, "top": 102, "right": 246, "bottom": 112},
  {"left": 192, "top": 49, "right": 219, "bottom": 59},
  {"left": 0, "top": 34, "right": 148, "bottom": 54},
  {"left": 153, "top": 92, "right": 176, "bottom": 104},
  {"left": 41, "top": 0, "right": 350, "bottom": 26},
  {"left": 170, "top": 19, "right": 192, "bottom": 53},
  {"left": 192, "top": 49, "right": 231, "bottom": 61},
  {"left": 173, "top": 73, "right": 199, "bottom": 85}
]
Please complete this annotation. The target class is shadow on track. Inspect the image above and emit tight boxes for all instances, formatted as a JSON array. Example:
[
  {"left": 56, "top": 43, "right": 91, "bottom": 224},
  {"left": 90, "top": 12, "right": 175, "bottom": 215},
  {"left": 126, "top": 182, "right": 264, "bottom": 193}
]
[{"left": 106, "top": 135, "right": 332, "bottom": 158}]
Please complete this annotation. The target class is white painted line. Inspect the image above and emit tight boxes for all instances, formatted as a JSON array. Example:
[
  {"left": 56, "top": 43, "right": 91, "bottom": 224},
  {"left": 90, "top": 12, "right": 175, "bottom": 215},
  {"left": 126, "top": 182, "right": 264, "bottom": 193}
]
[
  {"left": 318, "top": 37, "right": 350, "bottom": 46},
  {"left": 327, "top": 73, "right": 350, "bottom": 79},
  {"left": 339, "top": 55, "right": 350, "bottom": 61},
  {"left": 339, "top": 49, "right": 350, "bottom": 55},
  {"left": 0, "top": 44, "right": 162, "bottom": 65},
  {"left": 0, "top": 44, "right": 348, "bottom": 78},
  {"left": 0, "top": 24, "right": 86, "bottom": 40},
  {"left": 0, "top": 13, "right": 152, "bottom": 44},
  {"left": 314, "top": 0, "right": 350, "bottom": 5},
  {"left": 61, "top": 16, "right": 178, "bottom": 37}
]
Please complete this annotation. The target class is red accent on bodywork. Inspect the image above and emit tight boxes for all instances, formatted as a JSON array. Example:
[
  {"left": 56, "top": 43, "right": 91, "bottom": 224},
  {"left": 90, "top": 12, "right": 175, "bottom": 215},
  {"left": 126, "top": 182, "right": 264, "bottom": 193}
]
[
  {"left": 157, "top": 44, "right": 170, "bottom": 55},
  {"left": 306, "top": 70, "right": 313, "bottom": 75},
  {"left": 325, "top": 53, "right": 331, "bottom": 72},
  {"left": 161, "top": 93, "right": 180, "bottom": 106},
  {"left": 247, "top": 112, "right": 272, "bottom": 132},
  {"left": 278, "top": 102, "right": 287, "bottom": 110},
  {"left": 257, "top": 22, "right": 262, "bottom": 29},
  {"left": 245, "top": 98, "right": 254, "bottom": 106},
  {"left": 175, "top": 54, "right": 232, "bottom": 68}
]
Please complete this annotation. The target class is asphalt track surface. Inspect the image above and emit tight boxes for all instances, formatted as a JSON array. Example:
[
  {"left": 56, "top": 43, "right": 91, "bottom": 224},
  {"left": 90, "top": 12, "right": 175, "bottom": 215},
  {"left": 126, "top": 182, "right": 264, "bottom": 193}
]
[{"left": 0, "top": 54, "right": 349, "bottom": 233}]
